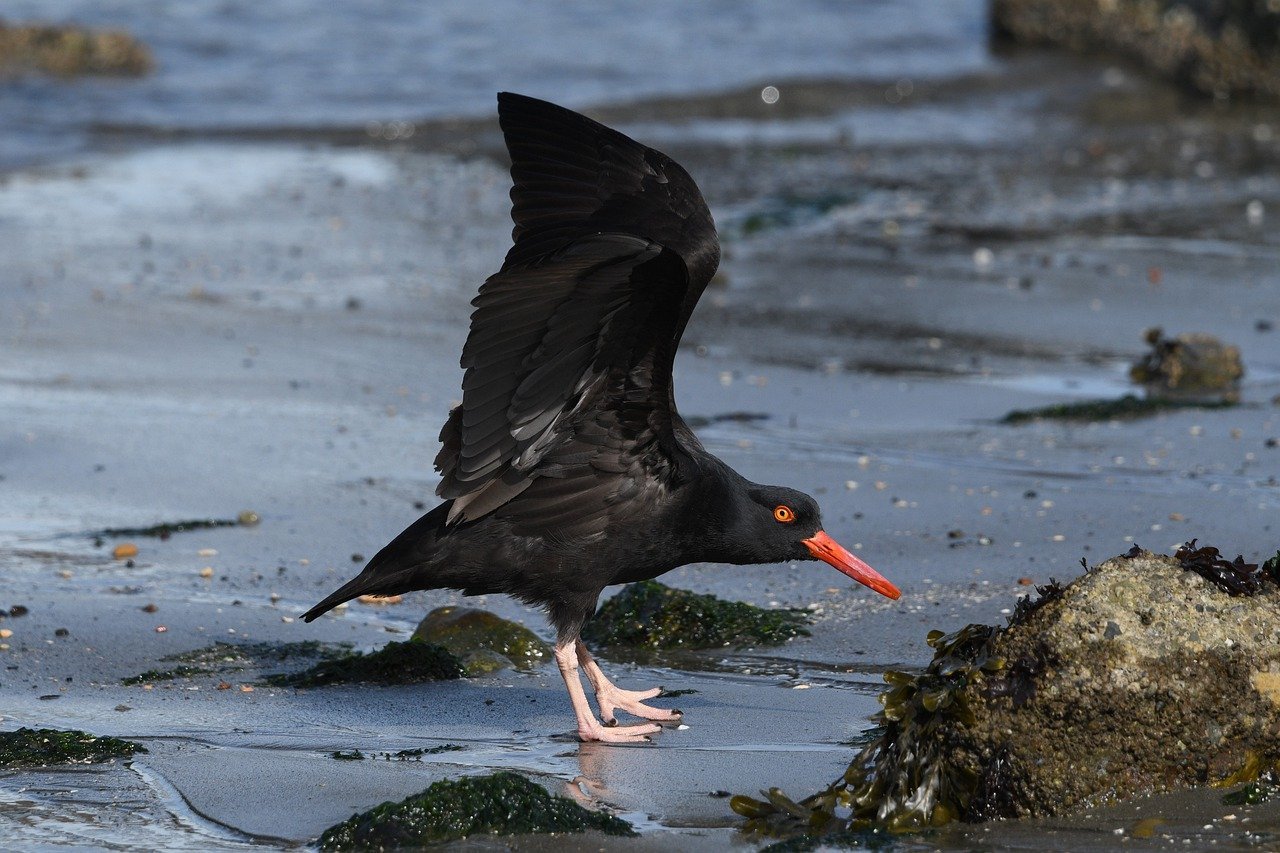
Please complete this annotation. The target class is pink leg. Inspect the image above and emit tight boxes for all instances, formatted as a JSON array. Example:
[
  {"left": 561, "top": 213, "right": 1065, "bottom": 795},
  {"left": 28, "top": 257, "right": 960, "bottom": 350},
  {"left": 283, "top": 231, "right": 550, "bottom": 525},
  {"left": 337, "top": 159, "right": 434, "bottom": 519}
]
[
  {"left": 575, "top": 640, "right": 683, "bottom": 725},
  {"left": 554, "top": 640, "right": 660, "bottom": 743}
]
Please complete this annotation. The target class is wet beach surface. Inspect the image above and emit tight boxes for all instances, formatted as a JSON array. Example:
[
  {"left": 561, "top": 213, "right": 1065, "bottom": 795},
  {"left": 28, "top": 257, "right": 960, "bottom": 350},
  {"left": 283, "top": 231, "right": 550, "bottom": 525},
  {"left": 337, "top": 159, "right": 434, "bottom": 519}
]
[{"left": 4, "top": 8, "right": 1280, "bottom": 849}]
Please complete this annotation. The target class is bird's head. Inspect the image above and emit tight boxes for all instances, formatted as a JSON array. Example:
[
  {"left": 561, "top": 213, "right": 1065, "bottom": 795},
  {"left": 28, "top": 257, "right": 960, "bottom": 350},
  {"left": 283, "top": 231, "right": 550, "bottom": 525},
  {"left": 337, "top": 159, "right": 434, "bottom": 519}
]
[{"left": 710, "top": 483, "right": 900, "bottom": 600}]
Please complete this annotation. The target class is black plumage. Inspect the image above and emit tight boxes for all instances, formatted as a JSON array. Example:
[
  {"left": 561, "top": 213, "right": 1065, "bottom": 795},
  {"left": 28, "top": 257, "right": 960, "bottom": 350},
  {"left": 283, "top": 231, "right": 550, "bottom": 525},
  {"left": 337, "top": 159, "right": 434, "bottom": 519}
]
[{"left": 304, "top": 93, "right": 899, "bottom": 742}]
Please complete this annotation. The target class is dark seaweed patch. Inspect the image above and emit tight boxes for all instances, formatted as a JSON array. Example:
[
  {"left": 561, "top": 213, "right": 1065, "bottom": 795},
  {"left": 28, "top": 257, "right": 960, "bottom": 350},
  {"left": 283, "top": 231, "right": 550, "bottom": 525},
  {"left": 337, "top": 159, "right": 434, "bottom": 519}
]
[
  {"left": 122, "top": 640, "right": 353, "bottom": 684},
  {"left": 316, "top": 771, "right": 635, "bottom": 850},
  {"left": 331, "top": 750, "right": 364, "bottom": 761},
  {"left": 1175, "top": 540, "right": 1272, "bottom": 596},
  {"left": 269, "top": 639, "right": 464, "bottom": 687},
  {"left": 0, "top": 727, "right": 144, "bottom": 768},
  {"left": 1007, "top": 578, "right": 1065, "bottom": 626},
  {"left": 1001, "top": 395, "right": 1235, "bottom": 424},
  {"left": 582, "top": 580, "right": 810, "bottom": 650},
  {"left": 95, "top": 518, "right": 239, "bottom": 539}
]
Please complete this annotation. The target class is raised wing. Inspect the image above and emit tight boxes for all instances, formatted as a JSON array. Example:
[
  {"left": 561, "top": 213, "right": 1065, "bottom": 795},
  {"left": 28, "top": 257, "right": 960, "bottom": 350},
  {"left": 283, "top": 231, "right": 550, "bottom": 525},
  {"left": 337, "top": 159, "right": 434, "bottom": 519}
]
[
  {"left": 434, "top": 94, "right": 722, "bottom": 526},
  {"left": 496, "top": 92, "right": 720, "bottom": 338}
]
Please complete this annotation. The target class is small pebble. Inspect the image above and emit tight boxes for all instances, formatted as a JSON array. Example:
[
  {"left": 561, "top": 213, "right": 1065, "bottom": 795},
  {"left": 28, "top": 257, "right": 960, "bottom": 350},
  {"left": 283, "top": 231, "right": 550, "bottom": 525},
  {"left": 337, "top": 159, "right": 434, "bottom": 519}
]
[
  {"left": 240, "top": 685, "right": 254, "bottom": 693},
  {"left": 113, "top": 543, "right": 139, "bottom": 560},
  {"left": 199, "top": 567, "right": 214, "bottom": 578},
  {"left": 1017, "top": 577, "right": 1033, "bottom": 585},
  {"left": 0, "top": 629, "right": 12, "bottom": 639},
  {"left": 198, "top": 548, "right": 217, "bottom": 557},
  {"left": 237, "top": 510, "right": 261, "bottom": 526},
  {"left": 141, "top": 603, "right": 158, "bottom": 613},
  {"left": 357, "top": 594, "right": 403, "bottom": 605},
  {"left": 217, "top": 682, "right": 232, "bottom": 690},
  {"left": 155, "top": 625, "right": 167, "bottom": 633},
  {"left": 54, "top": 628, "right": 69, "bottom": 637},
  {"left": 281, "top": 615, "right": 294, "bottom": 623}
]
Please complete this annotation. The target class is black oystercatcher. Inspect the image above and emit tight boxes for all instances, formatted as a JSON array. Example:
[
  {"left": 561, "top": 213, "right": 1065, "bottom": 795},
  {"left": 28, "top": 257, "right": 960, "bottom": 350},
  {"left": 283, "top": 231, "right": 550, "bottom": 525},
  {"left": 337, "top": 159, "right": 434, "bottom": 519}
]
[{"left": 303, "top": 93, "right": 901, "bottom": 742}]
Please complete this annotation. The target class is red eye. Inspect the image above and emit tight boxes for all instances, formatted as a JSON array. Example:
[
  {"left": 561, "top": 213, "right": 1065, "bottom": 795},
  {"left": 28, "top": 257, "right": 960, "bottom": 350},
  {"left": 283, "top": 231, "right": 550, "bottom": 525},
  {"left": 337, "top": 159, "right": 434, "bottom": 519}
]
[{"left": 774, "top": 505, "right": 795, "bottom": 523}]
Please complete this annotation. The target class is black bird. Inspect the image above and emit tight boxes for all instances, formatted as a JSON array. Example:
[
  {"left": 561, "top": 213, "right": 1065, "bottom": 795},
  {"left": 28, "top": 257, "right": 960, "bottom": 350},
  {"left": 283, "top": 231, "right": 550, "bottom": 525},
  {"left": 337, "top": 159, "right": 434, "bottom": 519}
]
[{"left": 303, "top": 93, "right": 901, "bottom": 742}]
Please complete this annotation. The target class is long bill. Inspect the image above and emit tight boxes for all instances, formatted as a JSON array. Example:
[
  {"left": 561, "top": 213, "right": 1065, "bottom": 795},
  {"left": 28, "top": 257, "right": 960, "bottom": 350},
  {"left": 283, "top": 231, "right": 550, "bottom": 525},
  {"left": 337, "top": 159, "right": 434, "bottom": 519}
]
[{"left": 803, "top": 530, "right": 901, "bottom": 600}]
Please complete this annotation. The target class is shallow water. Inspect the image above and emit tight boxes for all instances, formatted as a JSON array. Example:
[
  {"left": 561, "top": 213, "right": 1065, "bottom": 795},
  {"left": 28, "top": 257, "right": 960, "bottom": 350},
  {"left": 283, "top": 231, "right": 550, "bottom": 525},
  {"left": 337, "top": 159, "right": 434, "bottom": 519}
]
[
  {"left": 0, "top": 0, "right": 988, "bottom": 170},
  {"left": 3, "top": 4, "right": 1280, "bottom": 850}
]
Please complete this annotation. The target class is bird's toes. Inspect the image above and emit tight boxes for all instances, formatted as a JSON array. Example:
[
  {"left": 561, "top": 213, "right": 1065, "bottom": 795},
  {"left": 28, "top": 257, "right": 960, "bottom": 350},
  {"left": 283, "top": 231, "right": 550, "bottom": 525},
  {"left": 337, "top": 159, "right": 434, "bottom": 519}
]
[{"left": 578, "top": 720, "right": 661, "bottom": 743}]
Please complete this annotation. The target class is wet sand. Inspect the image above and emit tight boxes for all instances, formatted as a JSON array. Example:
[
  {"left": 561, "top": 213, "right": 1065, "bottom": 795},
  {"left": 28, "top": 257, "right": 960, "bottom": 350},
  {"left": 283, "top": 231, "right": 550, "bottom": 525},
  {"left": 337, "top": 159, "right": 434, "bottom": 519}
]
[{"left": 3, "top": 52, "right": 1279, "bottom": 848}]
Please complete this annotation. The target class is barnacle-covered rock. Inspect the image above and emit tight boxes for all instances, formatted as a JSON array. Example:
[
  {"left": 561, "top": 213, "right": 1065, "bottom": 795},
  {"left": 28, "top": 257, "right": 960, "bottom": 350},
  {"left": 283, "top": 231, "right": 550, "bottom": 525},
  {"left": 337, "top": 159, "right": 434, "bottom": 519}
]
[
  {"left": 735, "top": 546, "right": 1280, "bottom": 838},
  {"left": 1130, "top": 328, "right": 1244, "bottom": 401},
  {"left": 0, "top": 22, "right": 152, "bottom": 77},
  {"left": 992, "top": 0, "right": 1280, "bottom": 101}
]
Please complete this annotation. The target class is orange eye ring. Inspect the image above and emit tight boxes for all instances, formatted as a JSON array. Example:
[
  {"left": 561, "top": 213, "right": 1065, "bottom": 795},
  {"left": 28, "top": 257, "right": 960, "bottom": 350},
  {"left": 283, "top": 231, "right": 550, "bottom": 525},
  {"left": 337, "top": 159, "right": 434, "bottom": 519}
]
[{"left": 774, "top": 505, "right": 795, "bottom": 523}]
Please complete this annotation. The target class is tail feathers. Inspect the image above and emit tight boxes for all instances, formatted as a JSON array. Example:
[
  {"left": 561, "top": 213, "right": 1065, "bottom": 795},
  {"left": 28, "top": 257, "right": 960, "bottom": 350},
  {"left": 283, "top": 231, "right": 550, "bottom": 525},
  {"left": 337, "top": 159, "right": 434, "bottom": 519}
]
[
  {"left": 301, "top": 501, "right": 452, "bottom": 622},
  {"left": 301, "top": 570, "right": 400, "bottom": 622}
]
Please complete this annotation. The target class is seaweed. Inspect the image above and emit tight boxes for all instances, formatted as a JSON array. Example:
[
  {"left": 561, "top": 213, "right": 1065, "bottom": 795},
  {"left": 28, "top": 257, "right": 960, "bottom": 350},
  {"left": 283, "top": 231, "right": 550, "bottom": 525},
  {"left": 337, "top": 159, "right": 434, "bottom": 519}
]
[
  {"left": 1222, "top": 769, "right": 1279, "bottom": 806},
  {"left": 732, "top": 624, "right": 1005, "bottom": 836},
  {"left": 0, "top": 727, "right": 144, "bottom": 768},
  {"left": 1001, "top": 394, "right": 1235, "bottom": 424},
  {"left": 269, "top": 639, "right": 464, "bottom": 687},
  {"left": 316, "top": 771, "right": 635, "bottom": 850},
  {"left": 1175, "top": 539, "right": 1273, "bottom": 596},
  {"left": 122, "top": 640, "right": 352, "bottom": 684},
  {"left": 332, "top": 750, "right": 365, "bottom": 761},
  {"left": 95, "top": 518, "right": 240, "bottom": 540},
  {"left": 582, "top": 580, "right": 810, "bottom": 650}
]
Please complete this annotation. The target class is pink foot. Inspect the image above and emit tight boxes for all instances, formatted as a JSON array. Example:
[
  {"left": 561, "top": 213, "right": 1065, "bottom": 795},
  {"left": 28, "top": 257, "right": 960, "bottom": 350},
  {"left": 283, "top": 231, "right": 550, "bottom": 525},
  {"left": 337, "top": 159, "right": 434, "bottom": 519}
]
[
  {"left": 596, "top": 684, "right": 683, "bottom": 725},
  {"left": 577, "top": 718, "right": 662, "bottom": 743}
]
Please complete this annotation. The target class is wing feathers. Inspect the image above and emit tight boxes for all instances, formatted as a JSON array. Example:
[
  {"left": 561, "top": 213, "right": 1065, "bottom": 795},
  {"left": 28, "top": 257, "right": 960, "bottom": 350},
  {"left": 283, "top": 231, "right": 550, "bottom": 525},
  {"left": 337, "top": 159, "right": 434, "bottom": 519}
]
[{"left": 434, "top": 94, "right": 720, "bottom": 528}]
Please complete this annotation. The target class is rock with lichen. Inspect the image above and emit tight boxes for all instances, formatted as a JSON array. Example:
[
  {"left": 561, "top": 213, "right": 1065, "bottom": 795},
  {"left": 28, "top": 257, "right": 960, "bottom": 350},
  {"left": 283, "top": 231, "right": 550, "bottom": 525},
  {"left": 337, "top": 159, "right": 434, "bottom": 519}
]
[
  {"left": 992, "top": 0, "right": 1280, "bottom": 100},
  {"left": 0, "top": 21, "right": 152, "bottom": 77},
  {"left": 582, "top": 579, "right": 810, "bottom": 650},
  {"left": 411, "top": 606, "right": 548, "bottom": 675},
  {"left": 317, "top": 771, "right": 635, "bottom": 850},
  {"left": 735, "top": 545, "right": 1280, "bottom": 837},
  {"left": 1130, "top": 328, "right": 1244, "bottom": 401}
]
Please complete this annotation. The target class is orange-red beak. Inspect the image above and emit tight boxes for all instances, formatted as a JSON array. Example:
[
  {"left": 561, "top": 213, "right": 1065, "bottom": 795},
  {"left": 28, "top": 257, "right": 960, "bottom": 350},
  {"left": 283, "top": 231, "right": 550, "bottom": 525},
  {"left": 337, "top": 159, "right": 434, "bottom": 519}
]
[{"left": 803, "top": 531, "right": 900, "bottom": 600}]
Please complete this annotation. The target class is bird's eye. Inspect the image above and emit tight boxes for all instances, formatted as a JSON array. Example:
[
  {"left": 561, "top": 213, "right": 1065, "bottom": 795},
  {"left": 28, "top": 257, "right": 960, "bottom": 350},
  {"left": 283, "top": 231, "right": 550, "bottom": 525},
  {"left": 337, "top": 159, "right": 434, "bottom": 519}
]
[{"left": 773, "top": 505, "right": 795, "bottom": 523}]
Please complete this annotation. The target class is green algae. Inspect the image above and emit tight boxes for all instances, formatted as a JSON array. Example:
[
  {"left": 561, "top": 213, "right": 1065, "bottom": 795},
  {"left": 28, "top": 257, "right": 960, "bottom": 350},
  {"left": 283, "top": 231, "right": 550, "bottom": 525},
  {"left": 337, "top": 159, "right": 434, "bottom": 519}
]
[
  {"left": 316, "top": 771, "right": 635, "bottom": 850},
  {"left": 1223, "top": 774, "right": 1279, "bottom": 806},
  {"left": 332, "top": 750, "right": 365, "bottom": 761},
  {"left": 1001, "top": 394, "right": 1236, "bottom": 424},
  {"left": 412, "top": 606, "right": 548, "bottom": 675},
  {"left": 0, "top": 727, "right": 145, "bottom": 768},
  {"left": 268, "top": 638, "right": 464, "bottom": 687},
  {"left": 122, "top": 640, "right": 353, "bottom": 685},
  {"left": 582, "top": 580, "right": 810, "bottom": 651}
]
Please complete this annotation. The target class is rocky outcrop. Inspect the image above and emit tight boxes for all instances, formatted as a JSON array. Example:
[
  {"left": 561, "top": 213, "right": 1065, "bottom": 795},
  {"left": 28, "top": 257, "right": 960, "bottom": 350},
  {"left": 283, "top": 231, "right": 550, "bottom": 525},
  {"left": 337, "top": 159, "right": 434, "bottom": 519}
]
[{"left": 736, "top": 545, "right": 1280, "bottom": 836}]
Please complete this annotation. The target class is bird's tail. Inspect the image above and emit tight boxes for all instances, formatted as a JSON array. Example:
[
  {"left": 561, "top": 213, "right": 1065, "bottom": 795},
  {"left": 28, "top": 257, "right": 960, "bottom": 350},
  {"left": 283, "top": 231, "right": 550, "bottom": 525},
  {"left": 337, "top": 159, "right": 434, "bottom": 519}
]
[{"left": 301, "top": 502, "right": 451, "bottom": 622}]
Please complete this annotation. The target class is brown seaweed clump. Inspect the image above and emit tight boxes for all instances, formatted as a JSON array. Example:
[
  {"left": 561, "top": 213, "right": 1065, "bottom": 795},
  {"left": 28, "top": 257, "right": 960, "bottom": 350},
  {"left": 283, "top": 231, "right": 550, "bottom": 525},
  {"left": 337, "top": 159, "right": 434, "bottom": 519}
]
[
  {"left": 735, "top": 548, "right": 1280, "bottom": 839},
  {"left": 1130, "top": 329, "right": 1244, "bottom": 401},
  {"left": 992, "top": 0, "right": 1280, "bottom": 100},
  {"left": 0, "top": 21, "right": 152, "bottom": 77}
]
